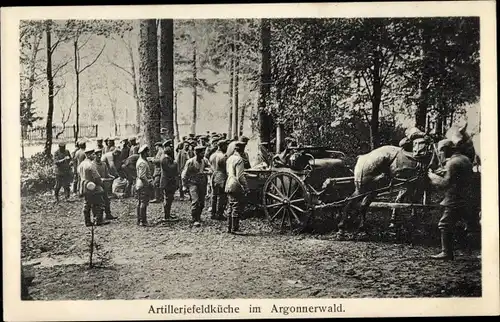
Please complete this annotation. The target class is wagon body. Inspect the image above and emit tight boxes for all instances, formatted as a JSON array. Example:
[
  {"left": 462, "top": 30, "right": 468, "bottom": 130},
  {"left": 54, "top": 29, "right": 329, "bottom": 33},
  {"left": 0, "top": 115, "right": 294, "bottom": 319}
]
[{"left": 243, "top": 146, "right": 356, "bottom": 231}]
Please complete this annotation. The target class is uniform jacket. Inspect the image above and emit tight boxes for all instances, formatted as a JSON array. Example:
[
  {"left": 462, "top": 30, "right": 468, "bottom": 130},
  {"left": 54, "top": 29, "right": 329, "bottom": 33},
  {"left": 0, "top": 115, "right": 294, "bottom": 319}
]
[
  {"left": 159, "top": 153, "right": 179, "bottom": 191},
  {"left": 129, "top": 144, "right": 140, "bottom": 156},
  {"left": 225, "top": 151, "right": 248, "bottom": 194},
  {"left": 136, "top": 157, "right": 152, "bottom": 190},
  {"left": 181, "top": 157, "right": 210, "bottom": 186},
  {"left": 78, "top": 159, "right": 104, "bottom": 195},
  {"left": 54, "top": 149, "right": 72, "bottom": 175},
  {"left": 209, "top": 150, "right": 228, "bottom": 187}
]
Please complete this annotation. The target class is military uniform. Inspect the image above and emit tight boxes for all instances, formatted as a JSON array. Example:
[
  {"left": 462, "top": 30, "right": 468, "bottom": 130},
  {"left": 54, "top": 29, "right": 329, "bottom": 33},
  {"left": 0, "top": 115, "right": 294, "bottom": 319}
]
[
  {"left": 159, "top": 144, "right": 179, "bottom": 220},
  {"left": 129, "top": 142, "right": 140, "bottom": 156},
  {"left": 225, "top": 144, "right": 249, "bottom": 233},
  {"left": 181, "top": 149, "right": 210, "bottom": 224},
  {"left": 53, "top": 146, "right": 73, "bottom": 201},
  {"left": 73, "top": 146, "right": 87, "bottom": 194},
  {"left": 151, "top": 143, "right": 165, "bottom": 203},
  {"left": 209, "top": 146, "right": 228, "bottom": 220},
  {"left": 428, "top": 147, "right": 476, "bottom": 260},
  {"left": 136, "top": 146, "right": 153, "bottom": 226},
  {"left": 78, "top": 153, "right": 107, "bottom": 226},
  {"left": 93, "top": 152, "right": 117, "bottom": 220},
  {"left": 175, "top": 146, "right": 189, "bottom": 200},
  {"left": 121, "top": 153, "right": 140, "bottom": 197}
]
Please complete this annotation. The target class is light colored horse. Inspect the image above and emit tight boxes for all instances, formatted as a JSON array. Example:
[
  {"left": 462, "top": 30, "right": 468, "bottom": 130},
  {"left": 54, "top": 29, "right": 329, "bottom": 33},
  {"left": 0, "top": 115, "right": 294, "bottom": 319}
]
[{"left": 337, "top": 136, "right": 436, "bottom": 235}]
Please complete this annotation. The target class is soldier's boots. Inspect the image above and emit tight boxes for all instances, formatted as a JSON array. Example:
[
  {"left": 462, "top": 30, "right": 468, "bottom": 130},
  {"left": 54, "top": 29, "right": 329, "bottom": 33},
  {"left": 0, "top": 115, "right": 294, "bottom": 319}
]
[
  {"left": 150, "top": 188, "right": 163, "bottom": 203},
  {"left": 95, "top": 212, "right": 110, "bottom": 226},
  {"left": 431, "top": 231, "right": 454, "bottom": 260},
  {"left": 136, "top": 206, "right": 141, "bottom": 226},
  {"left": 105, "top": 210, "right": 117, "bottom": 220},
  {"left": 84, "top": 209, "right": 92, "bottom": 227},
  {"left": 227, "top": 216, "right": 240, "bottom": 234},
  {"left": 139, "top": 206, "right": 148, "bottom": 226}
]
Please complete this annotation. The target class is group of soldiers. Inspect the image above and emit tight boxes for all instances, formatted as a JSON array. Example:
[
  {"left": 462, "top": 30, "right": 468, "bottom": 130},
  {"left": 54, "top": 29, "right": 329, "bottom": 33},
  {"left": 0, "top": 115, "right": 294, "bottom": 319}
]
[{"left": 52, "top": 131, "right": 275, "bottom": 234}]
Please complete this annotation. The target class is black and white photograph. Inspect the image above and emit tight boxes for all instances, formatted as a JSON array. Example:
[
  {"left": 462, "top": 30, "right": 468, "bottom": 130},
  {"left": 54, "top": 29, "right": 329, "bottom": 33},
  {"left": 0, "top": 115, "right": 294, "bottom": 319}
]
[{"left": 2, "top": 2, "right": 499, "bottom": 320}]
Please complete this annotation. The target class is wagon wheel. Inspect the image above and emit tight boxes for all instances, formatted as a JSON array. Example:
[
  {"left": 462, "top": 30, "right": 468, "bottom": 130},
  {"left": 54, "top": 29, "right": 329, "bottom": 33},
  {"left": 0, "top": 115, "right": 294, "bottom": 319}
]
[{"left": 262, "top": 171, "right": 312, "bottom": 233}]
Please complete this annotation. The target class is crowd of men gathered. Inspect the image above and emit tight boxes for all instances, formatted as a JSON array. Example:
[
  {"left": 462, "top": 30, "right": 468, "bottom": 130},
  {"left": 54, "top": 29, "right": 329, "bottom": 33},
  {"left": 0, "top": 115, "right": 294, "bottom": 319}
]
[{"left": 52, "top": 131, "right": 276, "bottom": 234}]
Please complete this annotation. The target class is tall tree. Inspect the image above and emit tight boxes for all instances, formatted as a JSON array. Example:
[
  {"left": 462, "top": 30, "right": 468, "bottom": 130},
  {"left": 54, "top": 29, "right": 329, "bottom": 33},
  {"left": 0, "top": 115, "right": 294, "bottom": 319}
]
[
  {"left": 43, "top": 21, "right": 55, "bottom": 157},
  {"left": 231, "top": 31, "right": 240, "bottom": 139},
  {"left": 258, "top": 18, "right": 273, "bottom": 143},
  {"left": 158, "top": 19, "right": 175, "bottom": 138},
  {"left": 138, "top": 19, "right": 161, "bottom": 153}
]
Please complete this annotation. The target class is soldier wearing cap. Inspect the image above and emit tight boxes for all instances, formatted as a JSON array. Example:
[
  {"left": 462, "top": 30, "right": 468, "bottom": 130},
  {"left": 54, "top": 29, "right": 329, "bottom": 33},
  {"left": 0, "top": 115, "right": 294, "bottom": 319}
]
[
  {"left": 187, "top": 140, "right": 196, "bottom": 158},
  {"left": 129, "top": 137, "right": 139, "bottom": 156},
  {"left": 150, "top": 141, "right": 165, "bottom": 203},
  {"left": 158, "top": 140, "right": 179, "bottom": 221},
  {"left": 209, "top": 139, "right": 229, "bottom": 220},
  {"left": 78, "top": 147, "right": 109, "bottom": 226},
  {"left": 103, "top": 138, "right": 110, "bottom": 153},
  {"left": 121, "top": 152, "right": 140, "bottom": 198},
  {"left": 227, "top": 136, "right": 251, "bottom": 169},
  {"left": 176, "top": 141, "right": 190, "bottom": 200},
  {"left": 120, "top": 138, "right": 130, "bottom": 161},
  {"left": 136, "top": 145, "right": 153, "bottom": 226},
  {"left": 72, "top": 140, "right": 87, "bottom": 194},
  {"left": 225, "top": 140, "right": 249, "bottom": 233},
  {"left": 101, "top": 145, "right": 122, "bottom": 179},
  {"left": 53, "top": 142, "right": 73, "bottom": 203},
  {"left": 181, "top": 145, "right": 211, "bottom": 227},
  {"left": 94, "top": 148, "right": 117, "bottom": 220},
  {"left": 96, "top": 138, "right": 104, "bottom": 151}
]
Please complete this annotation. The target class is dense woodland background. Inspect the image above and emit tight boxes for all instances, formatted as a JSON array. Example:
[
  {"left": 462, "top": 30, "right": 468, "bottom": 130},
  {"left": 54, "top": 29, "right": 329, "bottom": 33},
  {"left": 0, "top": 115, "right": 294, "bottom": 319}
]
[{"left": 20, "top": 18, "right": 480, "bottom": 160}]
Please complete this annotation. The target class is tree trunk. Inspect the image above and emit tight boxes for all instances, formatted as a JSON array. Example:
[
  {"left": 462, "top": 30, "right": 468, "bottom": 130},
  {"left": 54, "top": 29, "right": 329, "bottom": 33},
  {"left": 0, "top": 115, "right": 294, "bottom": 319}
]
[
  {"left": 139, "top": 20, "right": 161, "bottom": 154},
  {"left": 25, "top": 33, "right": 41, "bottom": 121},
  {"left": 158, "top": 19, "right": 174, "bottom": 138},
  {"left": 370, "top": 51, "right": 382, "bottom": 149},
  {"left": 173, "top": 90, "right": 180, "bottom": 142},
  {"left": 227, "top": 43, "right": 234, "bottom": 138},
  {"left": 415, "top": 22, "right": 432, "bottom": 131},
  {"left": 73, "top": 39, "right": 80, "bottom": 143},
  {"left": 232, "top": 35, "right": 240, "bottom": 140},
  {"left": 239, "top": 102, "right": 246, "bottom": 137},
  {"left": 44, "top": 21, "right": 54, "bottom": 158},
  {"left": 128, "top": 44, "right": 141, "bottom": 133},
  {"left": 190, "top": 40, "right": 197, "bottom": 135},
  {"left": 258, "top": 18, "right": 273, "bottom": 143}
]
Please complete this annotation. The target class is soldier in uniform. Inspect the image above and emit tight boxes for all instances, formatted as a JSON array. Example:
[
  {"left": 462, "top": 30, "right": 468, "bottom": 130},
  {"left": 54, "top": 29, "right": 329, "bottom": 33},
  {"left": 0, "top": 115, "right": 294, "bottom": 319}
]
[
  {"left": 225, "top": 141, "right": 249, "bottom": 233},
  {"left": 73, "top": 140, "right": 87, "bottom": 195},
  {"left": 176, "top": 141, "right": 190, "bottom": 201},
  {"left": 120, "top": 138, "right": 130, "bottom": 161},
  {"left": 181, "top": 145, "right": 211, "bottom": 227},
  {"left": 103, "top": 138, "right": 110, "bottom": 153},
  {"left": 96, "top": 138, "right": 104, "bottom": 151},
  {"left": 78, "top": 147, "right": 109, "bottom": 227},
  {"left": 159, "top": 140, "right": 179, "bottom": 221},
  {"left": 427, "top": 139, "right": 477, "bottom": 260},
  {"left": 129, "top": 137, "right": 140, "bottom": 156},
  {"left": 94, "top": 148, "right": 118, "bottom": 220},
  {"left": 53, "top": 142, "right": 73, "bottom": 203},
  {"left": 121, "top": 152, "right": 140, "bottom": 198},
  {"left": 209, "top": 139, "right": 229, "bottom": 220},
  {"left": 136, "top": 145, "right": 153, "bottom": 226},
  {"left": 101, "top": 147, "right": 122, "bottom": 178},
  {"left": 150, "top": 141, "right": 165, "bottom": 203}
]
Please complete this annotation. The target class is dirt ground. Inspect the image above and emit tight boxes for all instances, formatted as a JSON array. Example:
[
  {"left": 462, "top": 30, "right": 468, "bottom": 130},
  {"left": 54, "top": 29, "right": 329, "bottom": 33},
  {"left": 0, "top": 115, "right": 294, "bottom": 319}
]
[{"left": 21, "top": 193, "right": 481, "bottom": 300}]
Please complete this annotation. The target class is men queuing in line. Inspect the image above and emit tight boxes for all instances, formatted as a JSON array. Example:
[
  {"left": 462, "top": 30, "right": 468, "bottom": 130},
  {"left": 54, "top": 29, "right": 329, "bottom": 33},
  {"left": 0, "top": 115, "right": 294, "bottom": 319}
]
[
  {"left": 136, "top": 145, "right": 153, "bottom": 226},
  {"left": 209, "top": 139, "right": 229, "bottom": 220},
  {"left": 94, "top": 148, "right": 118, "bottom": 221},
  {"left": 225, "top": 140, "right": 249, "bottom": 233},
  {"left": 78, "top": 146, "right": 109, "bottom": 227},
  {"left": 53, "top": 142, "right": 73, "bottom": 203},
  {"left": 158, "top": 140, "right": 179, "bottom": 221},
  {"left": 181, "top": 145, "right": 211, "bottom": 227}
]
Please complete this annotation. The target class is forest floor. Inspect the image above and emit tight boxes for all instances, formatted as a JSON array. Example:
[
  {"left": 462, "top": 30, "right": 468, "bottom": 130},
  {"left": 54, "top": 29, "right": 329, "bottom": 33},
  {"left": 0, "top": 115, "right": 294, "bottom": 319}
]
[{"left": 21, "top": 192, "right": 481, "bottom": 300}]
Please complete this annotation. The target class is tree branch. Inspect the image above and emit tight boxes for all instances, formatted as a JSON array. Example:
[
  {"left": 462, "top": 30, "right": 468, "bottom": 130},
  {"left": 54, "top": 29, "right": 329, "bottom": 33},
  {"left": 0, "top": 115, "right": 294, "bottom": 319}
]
[
  {"left": 77, "top": 35, "right": 92, "bottom": 51},
  {"left": 360, "top": 72, "right": 373, "bottom": 100},
  {"left": 107, "top": 59, "right": 133, "bottom": 78},
  {"left": 79, "top": 44, "right": 106, "bottom": 74},
  {"left": 53, "top": 60, "right": 72, "bottom": 78}
]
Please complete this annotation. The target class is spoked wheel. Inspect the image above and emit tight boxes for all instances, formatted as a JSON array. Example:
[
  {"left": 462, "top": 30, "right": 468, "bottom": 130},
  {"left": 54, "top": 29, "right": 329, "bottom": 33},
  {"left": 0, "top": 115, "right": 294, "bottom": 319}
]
[{"left": 262, "top": 171, "right": 312, "bottom": 233}]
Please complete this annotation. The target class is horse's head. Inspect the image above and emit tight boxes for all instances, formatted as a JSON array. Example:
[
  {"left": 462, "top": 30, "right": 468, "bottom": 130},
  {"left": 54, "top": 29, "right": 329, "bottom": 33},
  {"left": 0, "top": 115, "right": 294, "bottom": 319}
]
[
  {"left": 445, "top": 122, "right": 477, "bottom": 163},
  {"left": 412, "top": 136, "right": 433, "bottom": 160}
]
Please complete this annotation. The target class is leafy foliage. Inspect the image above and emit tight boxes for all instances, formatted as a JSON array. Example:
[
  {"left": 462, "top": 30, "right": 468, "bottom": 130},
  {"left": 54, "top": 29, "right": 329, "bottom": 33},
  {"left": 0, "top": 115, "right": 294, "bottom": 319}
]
[{"left": 20, "top": 152, "right": 56, "bottom": 195}]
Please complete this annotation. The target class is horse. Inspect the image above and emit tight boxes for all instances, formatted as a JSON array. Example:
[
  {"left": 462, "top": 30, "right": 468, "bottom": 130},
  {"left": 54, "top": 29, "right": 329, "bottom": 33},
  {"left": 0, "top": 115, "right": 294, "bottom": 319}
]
[{"left": 336, "top": 135, "right": 438, "bottom": 237}]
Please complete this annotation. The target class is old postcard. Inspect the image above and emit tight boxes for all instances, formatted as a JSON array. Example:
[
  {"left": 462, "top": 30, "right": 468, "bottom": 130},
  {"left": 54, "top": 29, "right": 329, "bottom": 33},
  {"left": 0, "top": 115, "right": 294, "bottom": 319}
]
[{"left": 2, "top": 1, "right": 499, "bottom": 320}]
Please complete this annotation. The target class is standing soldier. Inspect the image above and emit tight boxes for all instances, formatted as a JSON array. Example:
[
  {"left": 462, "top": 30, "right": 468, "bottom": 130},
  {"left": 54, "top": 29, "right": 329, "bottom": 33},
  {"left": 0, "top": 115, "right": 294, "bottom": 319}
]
[
  {"left": 94, "top": 148, "right": 118, "bottom": 220},
  {"left": 150, "top": 141, "right": 165, "bottom": 203},
  {"left": 129, "top": 137, "right": 140, "bottom": 156},
  {"left": 225, "top": 141, "right": 249, "bottom": 233},
  {"left": 209, "top": 139, "right": 229, "bottom": 220},
  {"left": 121, "top": 152, "right": 140, "bottom": 198},
  {"left": 136, "top": 145, "right": 153, "bottom": 226},
  {"left": 78, "top": 147, "right": 109, "bottom": 226},
  {"left": 53, "top": 142, "right": 73, "bottom": 203},
  {"left": 101, "top": 148, "right": 122, "bottom": 178},
  {"left": 103, "top": 138, "right": 110, "bottom": 153},
  {"left": 427, "top": 139, "right": 477, "bottom": 260},
  {"left": 120, "top": 138, "right": 130, "bottom": 161},
  {"left": 73, "top": 140, "right": 87, "bottom": 195},
  {"left": 159, "top": 140, "right": 179, "bottom": 221},
  {"left": 176, "top": 142, "right": 190, "bottom": 201},
  {"left": 96, "top": 138, "right": 105, "bottom": 151},
  {"left": 181, "top": 145, "right": 211, "bottom": 227}
]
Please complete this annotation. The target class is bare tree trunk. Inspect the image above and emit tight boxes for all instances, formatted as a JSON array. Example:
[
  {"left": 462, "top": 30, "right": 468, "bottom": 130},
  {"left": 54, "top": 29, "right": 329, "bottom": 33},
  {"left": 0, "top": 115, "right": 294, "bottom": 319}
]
[
  {"left": 370, "top": 51, "right": 382, "bottom": 149},
  {"left": 239, "top": 102, "right": 246, "bottom": 137},
  {"left": 227, "top": 43, "right": 234, "bottom": 138},
  {"left": 158, "top": 19, "right": 175, "bottom": 138},
  {"left": 415, "top": 23, "right": 432, "bottom": 131},
  {"left": 190, "top": 40, "right": 197, "bottom": 135},
  {"left": 232, "top": 35, "right": 240, "bottom": 139},
  {"left": 73, "top": 39, "right": 80, "bottom": 143},
  {"left": 258, "top": 19, "right": 273, "bottom": 143},
  {"left": 173, "top": 90, "right": 180, "bottom": 142},
  {"left": 139, "top": 19, "right": 161, "bottom": 154},
  {"left": 44, "top": 21, "right": 54, "bottom": 158},
  {"left": 128, "top": 47, "right": 141, "bottom": 132},
  {"left": 25, "top": 33, "right": 42, "bottom": 120}
]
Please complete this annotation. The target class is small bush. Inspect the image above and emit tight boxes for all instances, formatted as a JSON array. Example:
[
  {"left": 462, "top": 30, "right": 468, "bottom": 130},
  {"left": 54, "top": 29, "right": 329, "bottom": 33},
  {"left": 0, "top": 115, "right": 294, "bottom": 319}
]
[{"left": 21, "top": 152, "right": 57, "bottom": 196}]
